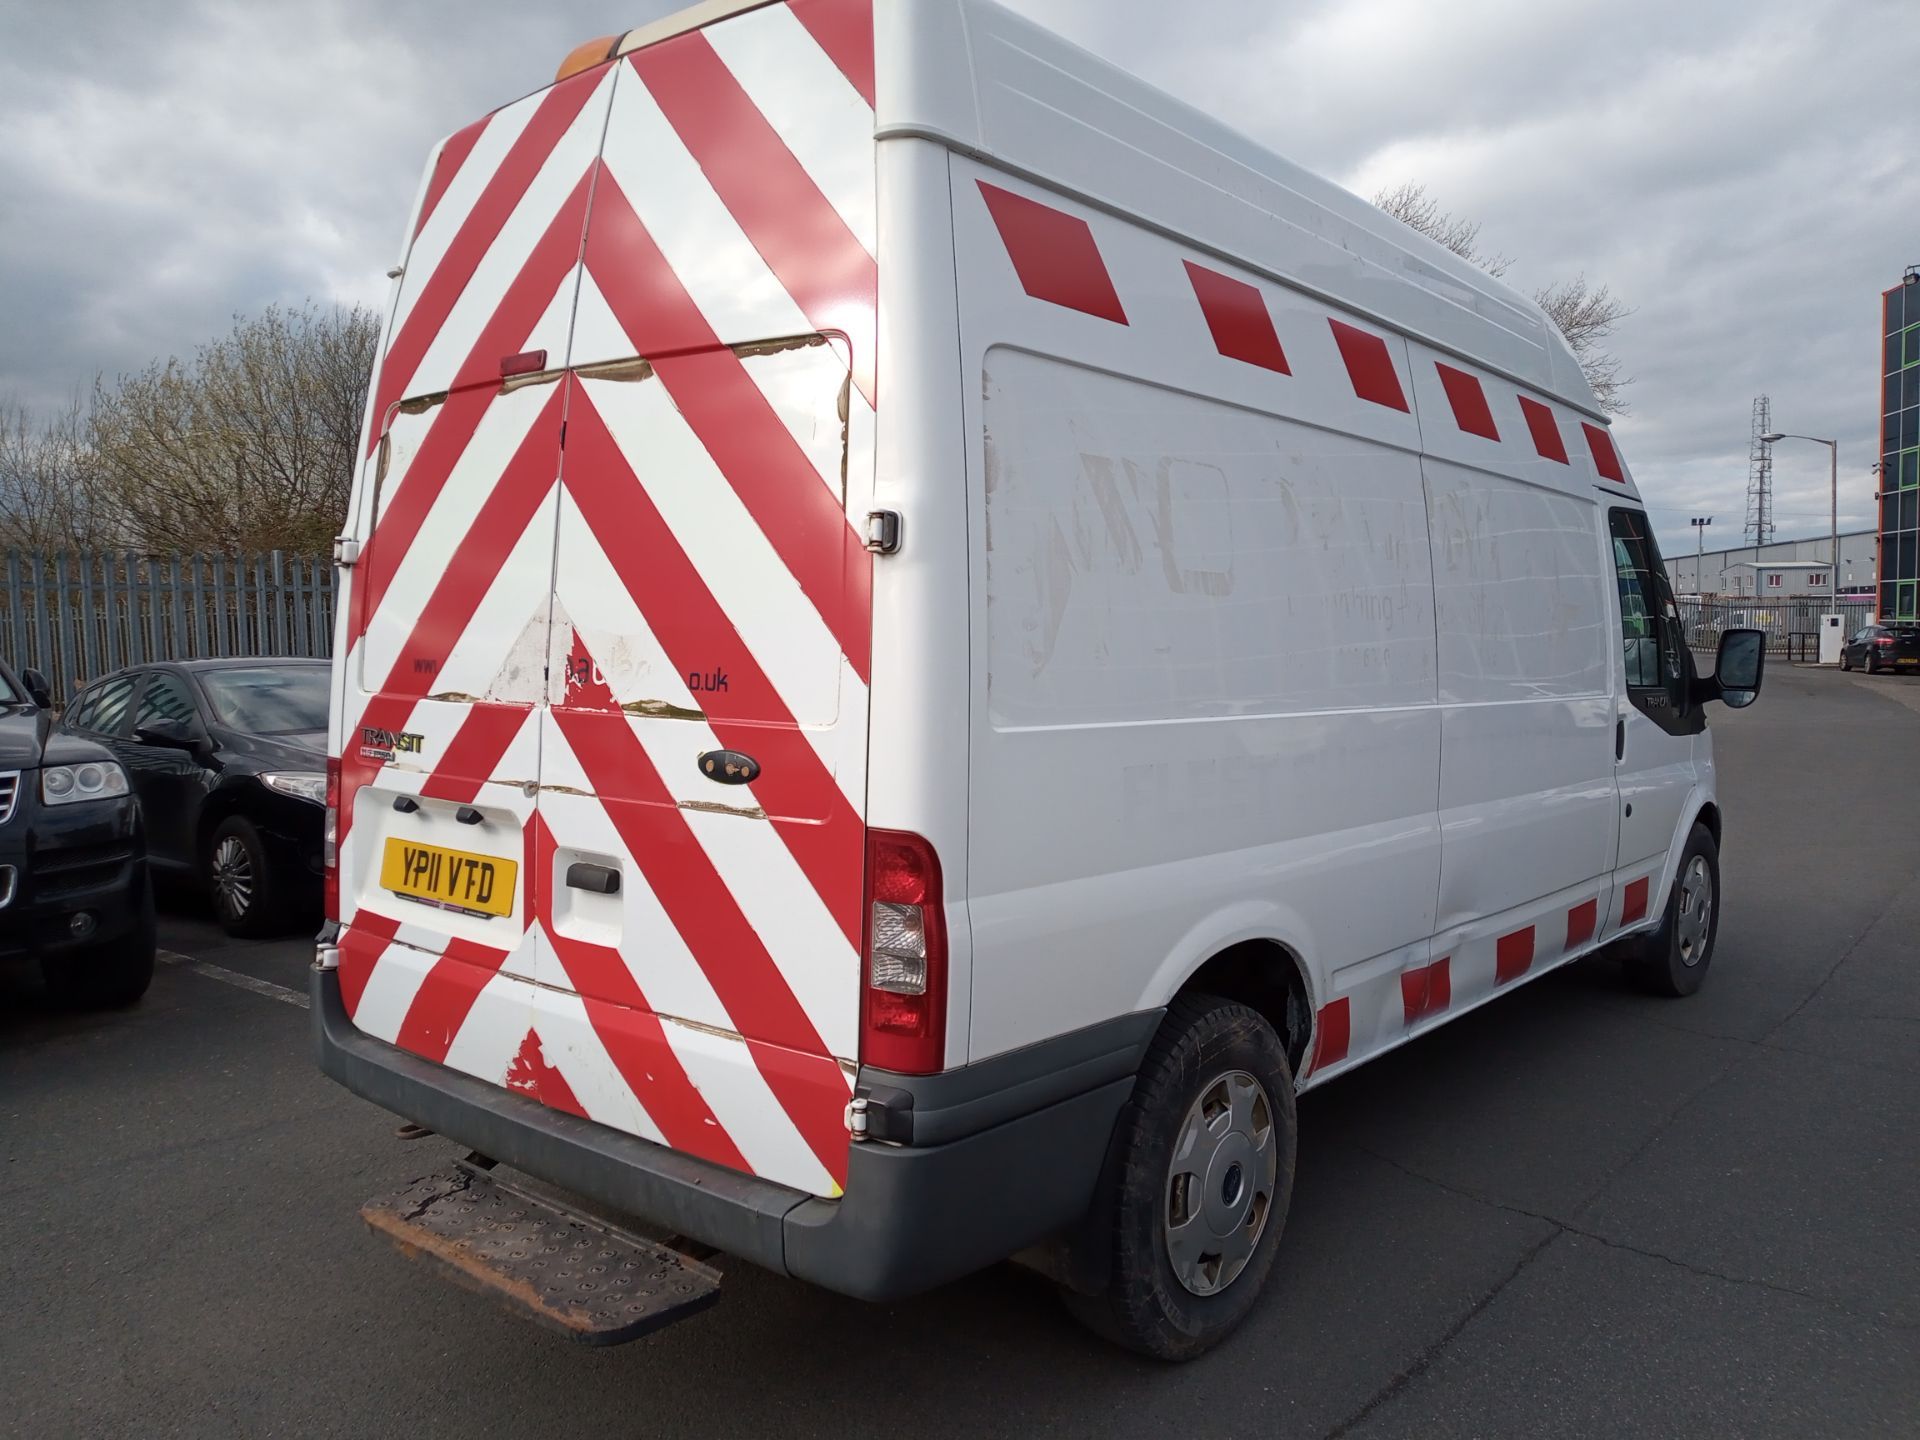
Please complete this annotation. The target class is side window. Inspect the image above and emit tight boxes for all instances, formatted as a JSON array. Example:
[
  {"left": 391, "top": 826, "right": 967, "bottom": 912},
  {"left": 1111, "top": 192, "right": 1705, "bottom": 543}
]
[
  {"left": 65, "top": 687, "right": 98, "bottom": 732},
  {"left": 1610, "top": 508, "right": 1699, "bottom": 734},
  {"left": 78, "top": 677, "right": 137, "bottom": 737},
  {"left": 135, "top": 674, "right": 199, "bottom": 730}
]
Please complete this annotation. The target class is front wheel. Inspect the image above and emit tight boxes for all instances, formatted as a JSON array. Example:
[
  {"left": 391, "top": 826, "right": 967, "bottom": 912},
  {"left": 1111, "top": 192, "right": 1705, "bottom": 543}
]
[
  {"left": 1061, "top": 994, "right": 1297, "bottom": 1360},
  {"left": 1625, "top": 824, "right": 1720, "bottom": 997}
]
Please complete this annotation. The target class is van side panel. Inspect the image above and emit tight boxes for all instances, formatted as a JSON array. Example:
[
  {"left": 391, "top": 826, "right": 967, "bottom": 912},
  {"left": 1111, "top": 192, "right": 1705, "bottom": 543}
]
[
  {"left": 1397, "top": 343, "right": 1622, "bottom": 1010},
  {"left": 950, "top": 159, "right": 1443, "bottom": 1070}
]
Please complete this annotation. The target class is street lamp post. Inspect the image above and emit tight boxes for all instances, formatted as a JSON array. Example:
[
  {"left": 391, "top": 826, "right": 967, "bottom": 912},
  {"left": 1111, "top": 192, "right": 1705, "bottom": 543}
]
[
  {"left": 1760, "top": 431, "right": 1839, "bottom": 644},
  {"left": 1690, "top": 516, "right": 1712, "bottom": 592}
]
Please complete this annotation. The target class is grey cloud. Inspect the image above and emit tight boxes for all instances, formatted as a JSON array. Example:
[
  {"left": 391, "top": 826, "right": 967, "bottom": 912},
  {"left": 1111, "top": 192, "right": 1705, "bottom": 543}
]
[{"left": 1, "top": 0, "right": 1915, "bottom": 557}]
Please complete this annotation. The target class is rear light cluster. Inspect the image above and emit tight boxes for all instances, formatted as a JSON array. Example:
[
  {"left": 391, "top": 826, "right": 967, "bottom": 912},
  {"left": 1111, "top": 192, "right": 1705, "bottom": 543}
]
[
  {"left": 860, "top": 829, "right": 947, "bottom": 1075},
  {"left": 322, "top": 758, "right": 341, "bottom": 920},
  {"left": 1875, "top": 636, "right": 1895, "bottom": 647}
]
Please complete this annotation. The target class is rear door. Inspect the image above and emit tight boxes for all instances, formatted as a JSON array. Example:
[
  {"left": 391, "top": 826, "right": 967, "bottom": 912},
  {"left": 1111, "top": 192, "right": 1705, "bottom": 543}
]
[
  {"left": 334, "top": 3, "right": 879, "bottom": 1201},
  {"left": 526, "top": 16, "right": 877, "bottom": 1198},
  {"left": 331, "top": 64, "right": 617, "bottom": 1067}
]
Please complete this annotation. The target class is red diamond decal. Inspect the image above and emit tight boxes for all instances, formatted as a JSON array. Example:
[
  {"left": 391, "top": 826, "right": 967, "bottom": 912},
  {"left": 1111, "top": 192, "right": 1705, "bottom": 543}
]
[
  {"left": 1436, "top": 363, "right": 1500, "bottom": 440},
  {"left": 977, "top": 182, "right": 1127, "bottom": 324},
  {"left": 1328, "top": 319, "right": 1408, "bottom": 411},
  {"left": 1518, "top": 397, "right": 1569, "bottom": 463},
  {"left": 1582, "top": 423, "right": 1626, "bottom": 482},
  {"left": 1185, "top": 261, "right": 1290, "bottom": 373}
]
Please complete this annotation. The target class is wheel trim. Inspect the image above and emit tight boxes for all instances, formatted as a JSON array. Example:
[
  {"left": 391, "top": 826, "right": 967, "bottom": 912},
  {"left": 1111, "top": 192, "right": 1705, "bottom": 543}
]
[
  {"left": 1675, "top": 853, "right": 1714, "bottom": 967},
  {"left": 1164, "top": 1070, "right": 1278, "bottom": 1297},
  {"left": 211, "top": 835, "right": 255, "bottom": 920}
]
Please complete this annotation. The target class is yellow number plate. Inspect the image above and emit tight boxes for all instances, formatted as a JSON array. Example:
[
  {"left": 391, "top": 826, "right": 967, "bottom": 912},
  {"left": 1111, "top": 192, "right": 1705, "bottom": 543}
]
[{"left": 380, "top": 838, "right": 517, "bottom": 919}]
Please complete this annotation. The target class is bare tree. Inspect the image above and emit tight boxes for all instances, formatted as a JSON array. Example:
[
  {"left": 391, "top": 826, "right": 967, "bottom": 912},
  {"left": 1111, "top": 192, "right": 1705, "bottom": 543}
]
[
  {"left": 1373, "top": 182, "right": 1512, "bottom": 278},
  {"left": 88, "top": 303, "right": 379, "bottom": 554},
  {"left": 0, "top": 394, "right": 123, "bottom": 550},
  {"left": 1373, "top": 182, "right": 1631, "bottom": 414},
  {"left": 1533, "top": 274, "right": 1629, "bottom": 416}
]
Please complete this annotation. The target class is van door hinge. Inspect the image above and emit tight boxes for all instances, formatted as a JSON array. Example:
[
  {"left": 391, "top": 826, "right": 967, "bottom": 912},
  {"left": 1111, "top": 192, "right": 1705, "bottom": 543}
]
[
  {"left": 865, "top": 509, "right": 902, "bottom": 555},
  {"left": 332, "top": 535, "right": 361, "bottom": 567}
]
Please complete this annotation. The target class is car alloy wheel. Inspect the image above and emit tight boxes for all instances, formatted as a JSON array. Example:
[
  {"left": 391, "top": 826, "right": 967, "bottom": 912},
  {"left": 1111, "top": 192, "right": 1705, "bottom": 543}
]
[{"left": 211, "top": 834, "right": 255, "bottom": 923}]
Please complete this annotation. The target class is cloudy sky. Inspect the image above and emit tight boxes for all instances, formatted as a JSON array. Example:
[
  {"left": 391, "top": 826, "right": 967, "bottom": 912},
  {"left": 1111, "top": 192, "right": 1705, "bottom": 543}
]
[{"left": 2, "top": 0, "right": 1915, "bottom": 560}]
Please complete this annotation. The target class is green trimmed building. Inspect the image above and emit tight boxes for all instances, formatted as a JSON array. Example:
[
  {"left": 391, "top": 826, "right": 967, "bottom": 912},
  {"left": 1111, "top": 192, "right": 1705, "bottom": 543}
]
[{"left": 1881, "top": 273, "right": 1920, "bottom": 620}]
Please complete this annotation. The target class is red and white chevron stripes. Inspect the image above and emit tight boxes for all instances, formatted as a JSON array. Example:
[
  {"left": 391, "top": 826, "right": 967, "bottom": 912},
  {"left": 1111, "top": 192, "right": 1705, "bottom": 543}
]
[{"left": 332, "top": 0, "right": 877, "bottom": 1198}]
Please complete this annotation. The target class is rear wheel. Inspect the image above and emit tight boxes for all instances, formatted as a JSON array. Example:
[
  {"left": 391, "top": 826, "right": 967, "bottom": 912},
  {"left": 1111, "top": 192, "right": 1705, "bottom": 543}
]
[
  {"left": 1061, "top": 994, "right": 1296, "bottom": 1360},
  {"left": 1625, "top": 824, "right": 1719, "bottom": 998},
  {"left": 208, "top": 816, "right": 284, "bottom": 938},
  {"left": 43, "top": 873, "right": 155, "bottom": 1009}
]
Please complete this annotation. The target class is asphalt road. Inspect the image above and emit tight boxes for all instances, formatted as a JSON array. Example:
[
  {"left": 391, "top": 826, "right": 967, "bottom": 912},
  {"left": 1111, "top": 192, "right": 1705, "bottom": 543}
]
[{"left": 4, "top": 669, "right": 1916, "bottom": 1439}]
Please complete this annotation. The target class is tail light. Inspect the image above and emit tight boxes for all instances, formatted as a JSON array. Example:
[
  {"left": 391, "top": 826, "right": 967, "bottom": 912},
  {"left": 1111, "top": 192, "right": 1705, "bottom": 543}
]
[
  {"left": 861, "top": 829, "right": 947, "bottom": 1074},
  {"left": 323, "top": 758, "right": 341, "bottom": 920},
  {"left": 1875, "top": 636, "right": 1895, "bottom": 647}
]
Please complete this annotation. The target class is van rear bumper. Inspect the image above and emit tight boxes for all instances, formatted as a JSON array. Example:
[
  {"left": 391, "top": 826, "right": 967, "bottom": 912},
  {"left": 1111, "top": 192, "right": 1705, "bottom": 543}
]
[{"left": 312, "top": 966, "right": 1156, "bottom": 1301}]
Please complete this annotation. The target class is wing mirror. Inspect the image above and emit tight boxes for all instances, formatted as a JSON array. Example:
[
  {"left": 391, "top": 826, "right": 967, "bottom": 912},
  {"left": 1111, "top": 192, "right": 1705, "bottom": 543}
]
[
  {"left": 136, "top": 717, "right": 206, "bottom": 753},
  {"left": 1706, "top": 628, "right": 1765, "bottom": 709},
  {"left": 21, "top": 667, "right": 52, "bottom": 709}
]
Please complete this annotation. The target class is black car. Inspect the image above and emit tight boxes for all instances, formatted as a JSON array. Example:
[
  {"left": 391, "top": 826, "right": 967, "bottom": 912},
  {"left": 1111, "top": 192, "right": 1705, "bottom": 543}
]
[
  {"left": 62, "top": 659, "right": 328, "bottom": 936},
  {"left": 0, "top": 660, "right": 154, "bottom": 1007},
  {"left": 1839, "top": 623, "right": 1920, "bottom": 674}
]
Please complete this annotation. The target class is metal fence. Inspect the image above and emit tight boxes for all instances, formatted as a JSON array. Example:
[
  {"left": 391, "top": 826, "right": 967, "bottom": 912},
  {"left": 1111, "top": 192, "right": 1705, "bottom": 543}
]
[
  {"left": 1677, "top": 596, "right": 1872, "bottom": 658},
  {"left": 0, "top": 550, "right": 335, "bottom": 702}
]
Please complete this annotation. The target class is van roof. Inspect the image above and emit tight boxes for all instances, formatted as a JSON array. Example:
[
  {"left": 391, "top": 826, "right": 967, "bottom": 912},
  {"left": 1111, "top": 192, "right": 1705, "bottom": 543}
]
[
  {"left": 522, "top": 0, "right": 1601, "bottom": 420},
  {"left": 879, "top": 0, "right": 1599, "bottom": 418}
]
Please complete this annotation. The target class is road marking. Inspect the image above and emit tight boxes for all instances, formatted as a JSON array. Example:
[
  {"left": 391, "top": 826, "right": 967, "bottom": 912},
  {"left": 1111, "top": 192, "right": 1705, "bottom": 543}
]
[{"left": 158, "top": 949, "right": 310, "bottom": 1010}]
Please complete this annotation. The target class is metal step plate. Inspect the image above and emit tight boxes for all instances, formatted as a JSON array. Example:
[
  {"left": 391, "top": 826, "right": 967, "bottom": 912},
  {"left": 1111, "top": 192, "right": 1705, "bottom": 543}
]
[{"left": 361, "top": 1166, "right": 721, "bottom": 1345}]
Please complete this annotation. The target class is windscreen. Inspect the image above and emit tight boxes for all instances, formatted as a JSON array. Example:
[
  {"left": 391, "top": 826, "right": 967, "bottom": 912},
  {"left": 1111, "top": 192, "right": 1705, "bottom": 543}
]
[{"left": 201, "top": 666, "right": 330, "bottom": 735}]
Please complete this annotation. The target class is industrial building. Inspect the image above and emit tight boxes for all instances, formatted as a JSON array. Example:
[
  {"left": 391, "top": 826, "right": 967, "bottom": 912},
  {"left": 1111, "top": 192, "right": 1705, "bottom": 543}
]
[
  {"left": 1669, "top": 528, "right": 1875, "bottom": 597},
  {"left": 1883, "top": 273, "right": 1920, "bottom": 621}
]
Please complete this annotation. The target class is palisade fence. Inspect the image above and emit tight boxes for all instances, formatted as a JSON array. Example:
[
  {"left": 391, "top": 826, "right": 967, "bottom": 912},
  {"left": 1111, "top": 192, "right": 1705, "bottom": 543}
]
[
  {"left": 1, "top": 550, "right": 336, "bottom": 704},
  {"left": 1677, "top": 596, "right": 1873, "bottom": 658}
]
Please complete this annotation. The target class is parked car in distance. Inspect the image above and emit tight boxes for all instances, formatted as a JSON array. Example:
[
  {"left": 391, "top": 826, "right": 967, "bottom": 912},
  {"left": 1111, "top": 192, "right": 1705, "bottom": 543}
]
[
  {"left": 1840, "top": 623, "right": 1920, "bottom": 674},
  {"left": 0, "top": 659, "right": 154, "bottom": 1007},
  {"left": 62, "top": 659, "right": 327, "bottom": 936}
]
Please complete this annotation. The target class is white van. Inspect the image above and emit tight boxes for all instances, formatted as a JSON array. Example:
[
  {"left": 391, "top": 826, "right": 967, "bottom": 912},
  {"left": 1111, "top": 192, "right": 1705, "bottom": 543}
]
[{"left": 316, "top": 0, "right": 1765, "bottom": 1359}]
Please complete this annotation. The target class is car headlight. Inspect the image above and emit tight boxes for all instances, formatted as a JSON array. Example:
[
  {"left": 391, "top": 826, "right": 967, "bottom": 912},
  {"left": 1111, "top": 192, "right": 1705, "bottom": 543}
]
[
  {"left": 260, "top": 771, "right": 327, "bottom": 805},
  {"left": 41, "top": 761, "right": 130, "bottom": 806}
]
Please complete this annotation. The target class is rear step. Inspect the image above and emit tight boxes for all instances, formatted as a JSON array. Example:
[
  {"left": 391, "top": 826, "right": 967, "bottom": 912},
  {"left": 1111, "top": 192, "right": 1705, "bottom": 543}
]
[{"left": 361, "top": 1163, "right": 722, "bottom": 1345}]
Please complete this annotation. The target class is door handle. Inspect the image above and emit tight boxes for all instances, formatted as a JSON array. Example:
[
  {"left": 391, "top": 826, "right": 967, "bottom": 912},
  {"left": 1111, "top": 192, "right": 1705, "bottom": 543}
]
[
  {"left": 1615, "top": 717, "right": 1626, "bottom": 761},
  {"left": 566, "top": 862, "right": 620, "bottom": 895}
]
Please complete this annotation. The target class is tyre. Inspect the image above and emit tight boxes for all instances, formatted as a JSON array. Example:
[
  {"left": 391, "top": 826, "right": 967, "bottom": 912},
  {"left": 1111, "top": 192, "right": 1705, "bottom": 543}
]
[
  {"left": 1062, "top": 994, "right": 1297, "bottom": 1360},
  {"left": 208, "top": 815, "right": 284, "bottom": 938},
  {"left": 43, "top": 872, "right": 156, "bottom": 1009},
  {"left": 1625, "top": 824, "right": 1719, "bottom": 998},
  {"left": 1840, "top": 649, "right": 1852, "bottom": 672},
  {"left": 1864, "top": 651, "right": 1879, "bottom": 675}
]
